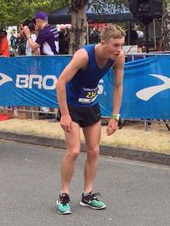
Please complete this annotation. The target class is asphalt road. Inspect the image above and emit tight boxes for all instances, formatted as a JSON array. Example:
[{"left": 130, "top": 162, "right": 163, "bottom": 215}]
[{"left": 0, "top": 140, "right": 170, "bottom": 226}]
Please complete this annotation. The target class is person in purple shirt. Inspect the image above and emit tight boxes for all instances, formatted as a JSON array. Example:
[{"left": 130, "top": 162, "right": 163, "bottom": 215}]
[{"left": 23, "top": 11, "right": 59, "bottom": 55}]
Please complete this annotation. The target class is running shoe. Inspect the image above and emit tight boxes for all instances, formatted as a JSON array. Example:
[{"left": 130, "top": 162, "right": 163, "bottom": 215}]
[
  {"left": 56, "top": 193, "right": 72, "bottom": 214},
  {"left": 80, "top": 191, "right": 106, "bottom": 209}
]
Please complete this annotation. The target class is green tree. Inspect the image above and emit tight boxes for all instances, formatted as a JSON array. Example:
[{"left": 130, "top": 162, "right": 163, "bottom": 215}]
[
  {"left": 0, "top": 0, "right": 62, "bottom": 27},
  {"left": 64, "top": 0, "right": 129, "bottom": 53}
]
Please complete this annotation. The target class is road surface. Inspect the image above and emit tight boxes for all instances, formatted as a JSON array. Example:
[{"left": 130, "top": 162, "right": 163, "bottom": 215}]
[{"left": 0, "top": 140, "right": 170, "bottom": 226}]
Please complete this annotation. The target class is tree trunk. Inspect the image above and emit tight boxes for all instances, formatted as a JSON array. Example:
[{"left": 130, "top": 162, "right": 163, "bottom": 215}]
[
  {"left": 69, "top": 6, "right": 88, "bottom": 54},
  {"left": 162, "top": 1, "right": 170, "bottom": 51}
]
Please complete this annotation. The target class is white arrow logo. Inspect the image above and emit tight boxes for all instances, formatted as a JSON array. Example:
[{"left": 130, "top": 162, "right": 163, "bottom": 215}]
[
  {"left": 0, "top": 73, "right": 13, "bottom": 86},
  {"left": 136, "top": 74, "right": 170, "bottom": 101}
]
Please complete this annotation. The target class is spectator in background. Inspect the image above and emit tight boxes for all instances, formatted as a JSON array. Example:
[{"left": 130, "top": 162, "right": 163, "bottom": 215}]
[
  {"left": 23, "top": 11, "right": 59, "bottom": 117},
  {"left": 22, "top": 19, "right": 38, "bottom": 56},
  {"left": 0, "top": 29, "right": 10, "bottom": 57},
  {"left": 9, "top": 29, "right": 17, "bottom": 55},
  {"left": 16, "top": 33, "right": 26, "bottom": 55},
  {"left": 59, "top": 29, "right": 69, "bottom": 54},
  {"left": 125, "top": 24, "right": 138, "bottom": 45},
  {"left": 89, "top": 27, "right": 100, "bottom": 44},
  {"left": 23, "top": 11, "right": 59, "bottom": 55}
]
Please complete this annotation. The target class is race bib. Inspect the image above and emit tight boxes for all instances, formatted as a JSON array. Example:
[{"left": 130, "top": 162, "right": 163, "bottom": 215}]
[{"left": 78, "top": 87, "right": 98, "bottom": 104}]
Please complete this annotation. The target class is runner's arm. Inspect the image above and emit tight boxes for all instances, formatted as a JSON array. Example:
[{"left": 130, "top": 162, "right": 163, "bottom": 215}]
[
  {"left": 112, "top": 51, "right": 125, "bottom": 116},
  {"left": 107, "top": 51, "right": 125, "bottom": 136}
]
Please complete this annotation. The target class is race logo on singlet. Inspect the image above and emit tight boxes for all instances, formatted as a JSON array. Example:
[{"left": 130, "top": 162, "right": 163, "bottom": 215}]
[{"left": 78, "top": 87, "right": 98, "bottom": 104}]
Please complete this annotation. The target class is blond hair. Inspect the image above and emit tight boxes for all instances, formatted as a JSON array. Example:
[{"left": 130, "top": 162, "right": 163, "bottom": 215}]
[{"left": 101, "top": 24, "right": 126, "bottom": 42}]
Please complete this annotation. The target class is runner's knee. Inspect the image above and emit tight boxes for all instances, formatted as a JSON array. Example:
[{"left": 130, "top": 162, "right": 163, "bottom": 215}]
[
  {"left": 86, "top": 147, "right": 99, "bottom": 157},
  {"left": 67, "top": 148, "right": 80, "bottom": 159}
]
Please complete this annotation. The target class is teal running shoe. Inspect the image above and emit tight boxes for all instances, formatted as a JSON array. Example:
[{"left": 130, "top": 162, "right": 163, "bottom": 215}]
[
  {"left": 80, "top": 191, "right": 106, "bottom": 210},
  {"left": 56, "top": 193, "right": 72, "bottom": 215}
]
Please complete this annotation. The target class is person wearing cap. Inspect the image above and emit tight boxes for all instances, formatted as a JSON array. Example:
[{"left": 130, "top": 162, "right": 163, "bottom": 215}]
[{"left": 23, "top": 11, "right": 59, "bottom": 55}]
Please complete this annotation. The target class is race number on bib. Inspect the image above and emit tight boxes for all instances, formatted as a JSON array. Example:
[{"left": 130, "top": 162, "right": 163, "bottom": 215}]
[{"left": 78, "top": 87, "right": 98, "bottom": 104}]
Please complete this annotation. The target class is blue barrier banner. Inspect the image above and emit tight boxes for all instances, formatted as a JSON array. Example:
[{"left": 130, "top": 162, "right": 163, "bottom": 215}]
[
  {"left": 121, "top": 56, "right": 170, "bottom": 119},
  {"left": 0, "top": 55, "right": 170, "bottom": 119},
  {"left": 0, "top": 56, "right": 70, "bottom": 108}
]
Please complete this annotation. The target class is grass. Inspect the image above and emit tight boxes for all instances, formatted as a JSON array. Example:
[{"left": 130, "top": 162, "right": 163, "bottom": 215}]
[{"left": 0, "top": 118, "right": 169, "bottom": 154}]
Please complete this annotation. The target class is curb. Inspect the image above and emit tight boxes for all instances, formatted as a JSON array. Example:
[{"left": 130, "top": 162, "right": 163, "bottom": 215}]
[{"left": 0, "top": 131, "right": 169, "bottom": 166}]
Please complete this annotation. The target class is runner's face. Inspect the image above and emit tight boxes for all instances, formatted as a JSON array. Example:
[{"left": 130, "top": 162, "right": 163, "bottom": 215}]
[{"left": 105, "top": 37, "right": 125, "bottom": 57}]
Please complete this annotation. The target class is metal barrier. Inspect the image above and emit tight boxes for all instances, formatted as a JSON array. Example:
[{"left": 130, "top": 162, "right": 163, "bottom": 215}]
[{"left": 0, "top": 106, "right": 58, "bottom": 120}]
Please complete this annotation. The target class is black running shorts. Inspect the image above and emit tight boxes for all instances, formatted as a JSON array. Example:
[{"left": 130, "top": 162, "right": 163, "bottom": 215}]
[{"left": 57, "top": 103, "right": 101, "bottom": 127}]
